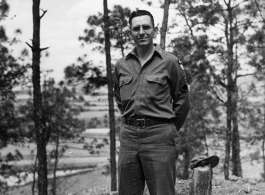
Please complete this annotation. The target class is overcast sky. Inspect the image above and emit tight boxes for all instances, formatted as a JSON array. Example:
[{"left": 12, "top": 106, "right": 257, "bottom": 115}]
[{"left": 3, "top": 0, "right": 171, "bottom": 82}]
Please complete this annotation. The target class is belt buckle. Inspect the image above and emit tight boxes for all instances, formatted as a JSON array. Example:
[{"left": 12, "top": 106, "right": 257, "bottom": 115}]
[{"left": 136, "top": 119, "right": 145, "bottom": 128}]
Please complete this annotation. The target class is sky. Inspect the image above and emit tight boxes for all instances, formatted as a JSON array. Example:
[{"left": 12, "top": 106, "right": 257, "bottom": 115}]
[{"left": 3, "top": 0, "right": 171, "bottom": 82}]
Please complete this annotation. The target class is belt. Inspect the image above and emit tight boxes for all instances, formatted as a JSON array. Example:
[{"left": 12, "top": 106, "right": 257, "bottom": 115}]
[{"left": 123, "top": 118, "right": 172, "bottom": 128}]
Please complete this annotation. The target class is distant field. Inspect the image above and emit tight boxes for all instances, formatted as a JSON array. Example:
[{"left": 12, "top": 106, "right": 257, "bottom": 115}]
[
  {"left": 7, "top": 168, "right": 112, "bottom": 195},
  {"left": 82, "top": 106, "right": 109, "bottom": 111},
  {"left": 1, "top": 136, "right": 120, "bottom": 169},
  {"left": 15, "top": 91, "right": 121, "bottom": 123},
  {"left": 2, "top": 133, "right": 118, "bottom": 194},
  {"left": 79, "top": 110, "right": 109, "bottom": 119}
]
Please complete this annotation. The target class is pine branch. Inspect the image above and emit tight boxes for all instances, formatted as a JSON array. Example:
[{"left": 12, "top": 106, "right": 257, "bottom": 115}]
[
  {"left": 232, "top": 0, "right": 250, "bottom": 10},
  {"left": 26, "top": 42, "right": 49, "bottom": 52},
  {"left": 40, "top": 47, "right": 49, "bottom": 51},
  {"left": 223, "top": 0, "right": 229, "bottom": 6},
  {"left": 179, "top": 10, "right": 194, "bottom": 37},
  {"left": 236, "top": 73, "right": 255, "bottom": 78},
  {"left": 254, "top": 0, "right": 265, "bottom": 23},
  {"left": 40, "top": 9, "right": 47, "bottom": 19},
  {"left": 218, "top": 80, "right": 228, "bottom": 89},
  {"left": 26, "top": 42, "right": 33, "bottom": 50},
  {"left": 213, "top": 91, "right": 226, "bottom": 104},
  {"left": 210, "top": 86, "right": 226, "bottom": 104}
]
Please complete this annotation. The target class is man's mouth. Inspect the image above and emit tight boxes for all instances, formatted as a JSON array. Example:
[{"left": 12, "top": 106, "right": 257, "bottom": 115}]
[{"left": 138, "top": 38, "right": 148, "bottom": 41}]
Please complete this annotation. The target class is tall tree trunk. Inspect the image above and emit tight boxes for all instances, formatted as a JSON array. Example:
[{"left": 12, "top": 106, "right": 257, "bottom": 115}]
[
  {"left": 182, "top": 123, "right": 190, "bottom": 179},
  {"left": 231, "top": 86, "right": 242, "bottom": 177},
  {"left": 223, "top": 5, "right": 233, "bottom": 180},
  {"left": 52, "top": 132, "right": 59, "bottom": 195},
  {"left": 263, "top": 128, "right": 265, "bottom": 180},
  {"left": 263, "top": 74, "right": 265, "bottom": 179},
  {"left": 262, "top": 23, "right": 265, "bottom": 181},
  {"left": 224, "top": 94, "right": 232, "bottom": 180},
  {"left": 183, "top": 146, "right": 190, "bottom": 179},
  {"left": 223, "top": 2, "right": 242, "bottom": 179},
  {"left": 103, "top": 0, "right": 117, "bottom": 191},
  {"left": 31, "top": 0, "right": 48, "bottom": 194},
  {"left": 227, "top": 2, "right": 242, "bottom": 178},
  {"left": 32, "top": 156, "right": 38, "bottom": 195},
  {"left": 120, "top": 42, "right": 125, "bottom": 57},
  {"left": 160, "top": 0, "right": 171, "bottom": 50},
  {"left": 224, "top": 1, "right": 234, "bottom": 180},
  {"left": 203, "top": 129, "right": 209, "bottom": 156}
]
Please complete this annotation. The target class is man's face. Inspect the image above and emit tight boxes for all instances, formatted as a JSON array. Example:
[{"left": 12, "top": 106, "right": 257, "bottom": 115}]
[{"left": 130, "top": 15, "right": 156, "bottom": 48}]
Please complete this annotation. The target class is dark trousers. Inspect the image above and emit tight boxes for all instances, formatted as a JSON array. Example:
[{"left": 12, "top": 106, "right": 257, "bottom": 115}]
[{"left": 118, "top": 123, "right": 179, "bottom": 195}]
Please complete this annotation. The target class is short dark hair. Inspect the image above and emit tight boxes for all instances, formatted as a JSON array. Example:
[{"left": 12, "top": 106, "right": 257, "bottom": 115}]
[{"left": 129, "top": 10, "right": 155, "bottom": 28}]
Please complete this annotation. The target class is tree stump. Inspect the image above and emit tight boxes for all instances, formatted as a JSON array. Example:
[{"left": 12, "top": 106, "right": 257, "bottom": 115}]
[
  {"left": 189, "top": 165, "right": 212, "bottom": 195},
  {"left": 109, "top": 191, "right": 118, "bottom": 195}
]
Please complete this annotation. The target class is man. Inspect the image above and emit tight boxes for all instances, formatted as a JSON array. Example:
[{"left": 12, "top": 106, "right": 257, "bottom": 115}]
[{"left": 113, "top": 10, "right": 190, "bottom": 195}]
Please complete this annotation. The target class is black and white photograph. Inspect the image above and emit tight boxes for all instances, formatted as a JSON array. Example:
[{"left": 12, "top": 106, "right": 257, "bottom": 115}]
[{"left": 1, "top": 0, "right": 265, "bottom": 194}]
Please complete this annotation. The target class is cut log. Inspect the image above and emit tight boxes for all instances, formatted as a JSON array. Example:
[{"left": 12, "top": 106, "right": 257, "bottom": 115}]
[
  {"left": 189, "top": 165, "right": 212, "bottom": 195},
  {"left": 109, "top": 191, "right": 118, "bottom": 195}
]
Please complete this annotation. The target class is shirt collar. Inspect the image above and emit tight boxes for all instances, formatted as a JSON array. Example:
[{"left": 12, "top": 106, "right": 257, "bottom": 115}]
[{"left": 125, "top": 44, "right": 164, "bottom": 60}]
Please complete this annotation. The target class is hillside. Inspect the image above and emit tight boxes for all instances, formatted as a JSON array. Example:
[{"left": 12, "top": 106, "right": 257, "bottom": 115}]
[{"left": 4, "top": 86, "right": 265, "bottom": 195}]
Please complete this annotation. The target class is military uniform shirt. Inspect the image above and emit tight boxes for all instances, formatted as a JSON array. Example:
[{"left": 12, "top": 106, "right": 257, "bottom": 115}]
[{"left": 114, "top": 44, "right": 190, "bottom": 131}]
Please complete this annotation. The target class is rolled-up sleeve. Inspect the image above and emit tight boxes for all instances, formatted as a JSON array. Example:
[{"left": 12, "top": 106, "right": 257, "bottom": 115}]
[
  {"left": 113, "top": 62, "right": 122, "bottom": 113},
  {"left": 171, "top": 59, "right": 190, "bottom": 131}
]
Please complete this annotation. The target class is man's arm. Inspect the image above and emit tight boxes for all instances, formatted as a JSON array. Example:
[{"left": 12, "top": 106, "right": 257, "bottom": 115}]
[
  {"left": 113, "top": 62, "right": 122, "bottom": 113},
  {"left": 171, "top": 59, "right": 190, "bottom": 131}
]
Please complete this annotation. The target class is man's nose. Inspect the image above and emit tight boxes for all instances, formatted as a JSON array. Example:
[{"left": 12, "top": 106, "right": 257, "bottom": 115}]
[{"left": 139, "top": 27, "right": 144, "bottom": 34}]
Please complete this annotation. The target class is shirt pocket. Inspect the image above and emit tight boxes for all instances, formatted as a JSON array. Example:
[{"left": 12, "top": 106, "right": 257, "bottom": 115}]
[
  {"left": 146, "top": 75, "right": 168, "bottom": 100},
  {"left": 119, "top": 76, "right": 133, "bottom": 101}
]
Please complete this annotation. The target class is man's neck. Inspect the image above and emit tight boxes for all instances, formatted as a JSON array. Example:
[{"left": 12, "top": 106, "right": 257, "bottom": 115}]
[{"left": 135, "top": 44, "right": 155, "bottom": 61}]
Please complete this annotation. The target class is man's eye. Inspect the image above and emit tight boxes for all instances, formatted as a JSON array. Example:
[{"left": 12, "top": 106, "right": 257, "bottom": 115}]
[
  {"left": 133, "top": 27, "right": 140, "bottom": 31},
  {"left": 143, "top": 26, "right": 151, "bottom": 30}
]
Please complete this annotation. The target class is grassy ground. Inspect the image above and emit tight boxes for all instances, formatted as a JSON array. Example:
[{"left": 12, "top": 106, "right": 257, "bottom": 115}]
[{"left": 7, "top": 169, "right": 265, "bottom": 195}]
